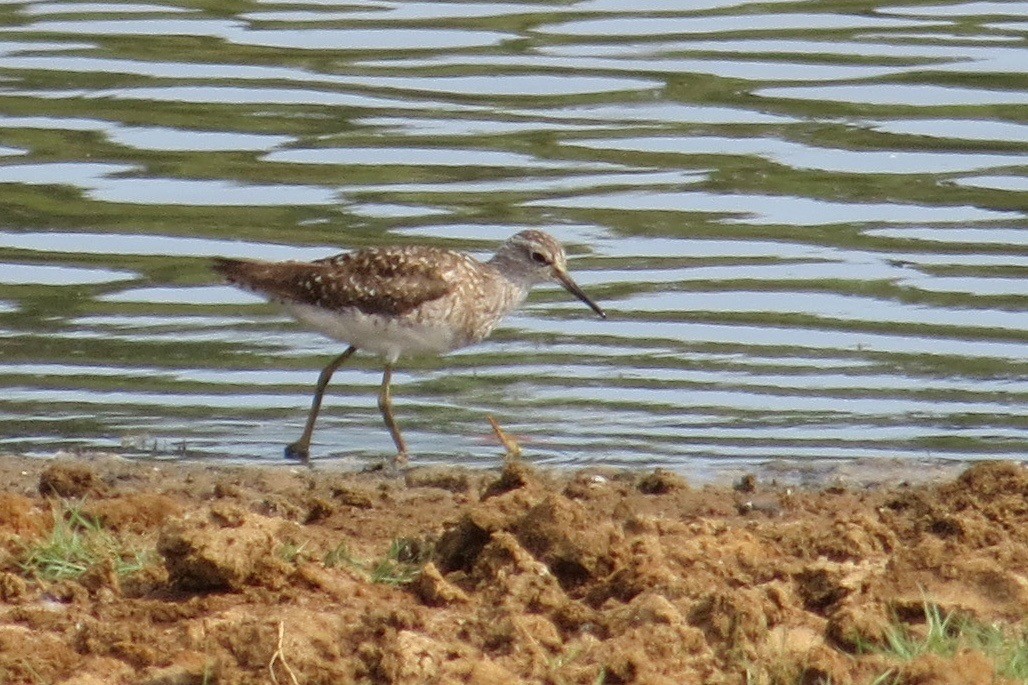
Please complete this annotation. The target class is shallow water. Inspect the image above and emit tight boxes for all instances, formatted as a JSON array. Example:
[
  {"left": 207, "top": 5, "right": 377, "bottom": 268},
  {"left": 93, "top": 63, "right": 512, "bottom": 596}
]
[{"left": 0, "top": 0, "right": 1024, "bottom": 476}]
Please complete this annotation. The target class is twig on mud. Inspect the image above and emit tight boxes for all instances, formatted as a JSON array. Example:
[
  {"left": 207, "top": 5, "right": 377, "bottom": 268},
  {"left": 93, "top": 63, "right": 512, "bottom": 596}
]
[{"left": 269, "top": 621, "right": 300, "bottom": 685}]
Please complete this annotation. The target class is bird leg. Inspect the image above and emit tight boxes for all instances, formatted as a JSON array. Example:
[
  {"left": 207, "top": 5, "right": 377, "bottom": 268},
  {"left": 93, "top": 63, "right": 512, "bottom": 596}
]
[
  {"left": 285, "top": 346, "right": 357, "bottom": 464},
  {"left": 377, "top": 363, "right": 409, "bottom": 465}
]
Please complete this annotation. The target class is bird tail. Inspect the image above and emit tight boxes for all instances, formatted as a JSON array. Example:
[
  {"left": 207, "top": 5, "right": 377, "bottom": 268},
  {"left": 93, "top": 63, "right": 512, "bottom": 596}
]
[
  {"left": 213, "top": 256, "right": 317, "bottom": 305},
  {"left": 211, "top": 256, "right": 278, "bottom": 295},
  {"left": 212, "top": 256, "right": 251, "bottom": 282}
]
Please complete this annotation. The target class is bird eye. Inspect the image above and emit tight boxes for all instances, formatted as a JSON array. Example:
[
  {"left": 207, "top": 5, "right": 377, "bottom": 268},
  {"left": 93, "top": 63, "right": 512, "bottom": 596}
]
[{"left": 530, "top": 251, "right": 549, "bottom": 265}]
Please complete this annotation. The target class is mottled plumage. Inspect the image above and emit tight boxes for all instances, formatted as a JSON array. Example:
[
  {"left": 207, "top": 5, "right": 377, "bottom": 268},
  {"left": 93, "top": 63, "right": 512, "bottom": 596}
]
[
  {"left": 214, "top": 246, "right": 464, "bottom": 317},
  {"left": 213, "top": 229, "right": 604, "bottom": 464}
]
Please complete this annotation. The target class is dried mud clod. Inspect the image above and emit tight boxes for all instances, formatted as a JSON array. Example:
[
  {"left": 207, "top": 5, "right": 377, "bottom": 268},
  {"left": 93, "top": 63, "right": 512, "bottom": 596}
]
[
  {"left": 302, "top": 495, "right": 335, "bottom": 524},
  {"left": 81, "top": 493, "right": 182, "bottom": 533},
  {"left": 481, "top": 459, "right": 540, "bottom": 499},
  {"left": 157, "top": 505, "right": 292, "bottom": 591},
  {"left": 405, "top": 466, "right": 474, "bottom": 494},
  {"left": 794, "top": 561, "right": 861, "bottom": 614},
  {"left": 689, "top": 587, "right": 771, "bottom": 650},
  {"left": 949, "top": 460, "right": 1028, "bottom": 499},
  {"left": 38, "top": 463, "right": 108, "bottom": 498},
  {"left": 827, "top": 599, "right": 893, "bottom": 651},
  {"left": 329, "top": 484, "right": 376, "bottom": 509},
  {"left": 0, "top": 492, "right": 46, "bottom": 536},
  {"left": 434, "top": 482, "right": 543, "bottom": 573},
  {"left": 137, "top": 651, "right": 213, "bottom": 685},
  {"left": 637, "top": 468, "right": 688, "bottom": 495},
  {"left": 591, "top": 533, "right": 678, "bottom": 604},
  {"left": 438, "top": 483, "right": 621, "bottom": 593},
  {"left": 434, "top": 514, "right": 494, "bottom": 574},
  {"left": 470, "top": 532, "right": 568, "bottom": 614},
  {"left": 515, "top": 495, "right": 619, "bottom": 590},
  {"left": 895, "top": 650, "right": 1004, "bottom": 685},
  {"left": 0, "top": 572, "right": 28, "bottom": 602},
  {"left": 412, "top": 561, "right": 469, "bottom": 607},
  {"left": 756, "top": 625, "right": 854, "bottom": 685},
  {"left": 563, "top": 471, "right": 620, "bottom": 500},
  {"left": 77, "top": 557, "right": 121, "bottom": 597}
]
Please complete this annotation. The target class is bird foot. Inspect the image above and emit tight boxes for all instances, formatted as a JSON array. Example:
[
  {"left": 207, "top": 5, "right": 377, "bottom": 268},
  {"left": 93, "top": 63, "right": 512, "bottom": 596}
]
[{"left": 284, "top": 442, "right": 311, "bottom": 466}]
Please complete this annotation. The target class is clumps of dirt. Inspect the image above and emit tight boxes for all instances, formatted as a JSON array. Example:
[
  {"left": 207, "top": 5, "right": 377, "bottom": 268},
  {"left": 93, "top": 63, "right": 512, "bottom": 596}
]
[
  {"left": 424, "top": 461, "right": 1028, "bottom": 683},
  {"left": 637, "top": 467, "right": 688, "bottom": 494},
  {"left": 157, "top": 504, "right": 294, "bottom": 591},
  {"left": 893, "top": 650, "right": 1001, "bottom": 685},
  {"left": 411, "top": 562, "right": 468, "bottom": 607},
  {"left": 0, "top": 454, "right": 1025, "bottom": 684},
  {"left": 0, "top": 493, "right": 46, "bottom": 538},
  {"left": 83, "top": 493, "right": 182, "bottom": 533},
  {"left": 481, "top": 459, "right": 540, "bottom": 499},
  {"left": 405, "top": 466, "right": 476, "bottom": 494},
  {"left": 38, "top": 462, "right": 108, "bottom": 498}
]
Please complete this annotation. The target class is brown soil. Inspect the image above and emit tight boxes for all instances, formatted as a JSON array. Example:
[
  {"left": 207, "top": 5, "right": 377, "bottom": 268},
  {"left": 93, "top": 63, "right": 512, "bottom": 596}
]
[{"left": 0, "top": 453, "right": 1025, "bottom": 684}]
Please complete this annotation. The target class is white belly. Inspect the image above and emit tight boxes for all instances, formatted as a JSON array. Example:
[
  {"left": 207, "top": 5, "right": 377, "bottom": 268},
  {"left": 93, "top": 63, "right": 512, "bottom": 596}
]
[{"left": 284, "top": 303, "right": 460, "bottom": 363}]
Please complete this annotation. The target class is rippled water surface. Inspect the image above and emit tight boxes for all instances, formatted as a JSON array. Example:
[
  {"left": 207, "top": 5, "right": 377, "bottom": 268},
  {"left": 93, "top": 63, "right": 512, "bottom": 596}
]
[{"left": 0, "top": 0, "right": 1025, "bottom": 476}]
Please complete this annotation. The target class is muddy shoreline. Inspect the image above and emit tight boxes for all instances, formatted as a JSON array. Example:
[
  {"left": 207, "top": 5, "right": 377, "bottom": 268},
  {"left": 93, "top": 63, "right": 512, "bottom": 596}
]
[{"left": 0, "top": 452, "right": 1025, "bottom": 684}]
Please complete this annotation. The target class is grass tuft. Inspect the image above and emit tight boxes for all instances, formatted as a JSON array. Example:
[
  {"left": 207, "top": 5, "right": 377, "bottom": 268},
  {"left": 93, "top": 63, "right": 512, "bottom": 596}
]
[
  {"left": 325, "top": 537, "right": 432, "bottom": 586},
  {"left": 369, "top": 537, "right": 433, "bottom": 586},
  {"left": 18, "top": 501, "right": 150, "bottom": 580},
  {"left": 872, "top": 600, "right": 1028, "bottom": 684},
  {"left": 277, "top": 540, "right": 310, "bottom": 564}
]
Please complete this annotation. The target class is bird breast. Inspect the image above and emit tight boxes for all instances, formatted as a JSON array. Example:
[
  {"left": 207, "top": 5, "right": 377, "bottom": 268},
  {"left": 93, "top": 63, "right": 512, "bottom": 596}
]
[{"left": 283, "top": 302, "right": 462, "bottom": 363}]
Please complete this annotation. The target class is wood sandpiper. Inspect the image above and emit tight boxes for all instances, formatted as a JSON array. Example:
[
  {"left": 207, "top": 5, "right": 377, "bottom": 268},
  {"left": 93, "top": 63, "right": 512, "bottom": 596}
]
[{"left": 213, "top": 230, "right": 605, "bottom": 464}]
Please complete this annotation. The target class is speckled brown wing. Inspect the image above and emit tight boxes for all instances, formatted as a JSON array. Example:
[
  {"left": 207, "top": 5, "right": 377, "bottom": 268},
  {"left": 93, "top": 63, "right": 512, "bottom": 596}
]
[{"left": 213, "top": 247, "right": 466, "bottom": 316}]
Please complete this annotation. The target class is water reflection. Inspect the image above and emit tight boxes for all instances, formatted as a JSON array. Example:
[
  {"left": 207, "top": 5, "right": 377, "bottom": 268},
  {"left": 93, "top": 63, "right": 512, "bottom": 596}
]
[
  {"left": 953, "top": 175, "right": 1028, "bottom": 192},
  {"left": 758, "top": 84, "right": 1028, "bottom": 106},
  {"left": 537, "top": 13, "right": 942, "bottom": 36},
  {"left": 0, "top": 232, "right": 332, "bottom": 259},
  {"left": 529, "top": 192, "right": 1020, "bottom": 224},
  {"left": 91, "top": 179, "right": 340, "bottom": 206},
  {"left": 0, "top": 264, "right": 136, "bottom": 285},
  {"left": 866, "top": 119, "right": 1028, "bottom": 143},
  {"left": 0, "top": 0, "right": 1023, "bottom": 476},
  {"left": 568, "top": 136, "right": 1022, "bottom": 174}
]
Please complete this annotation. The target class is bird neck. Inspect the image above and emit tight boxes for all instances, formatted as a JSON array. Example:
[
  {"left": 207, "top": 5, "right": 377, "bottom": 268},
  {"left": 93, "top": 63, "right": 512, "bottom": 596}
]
[
  {"left": 484, "top": 254, "right": 537, "bottom": 317},
  {"left": 488, "top": 252, "right": 540, "bottom": 288}
]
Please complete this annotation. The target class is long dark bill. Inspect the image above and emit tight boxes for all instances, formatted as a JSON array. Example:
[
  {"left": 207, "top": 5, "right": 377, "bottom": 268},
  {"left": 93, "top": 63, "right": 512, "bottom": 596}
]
[{"left": 555, "top": 269, "right": 606, "bottom": 319}]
